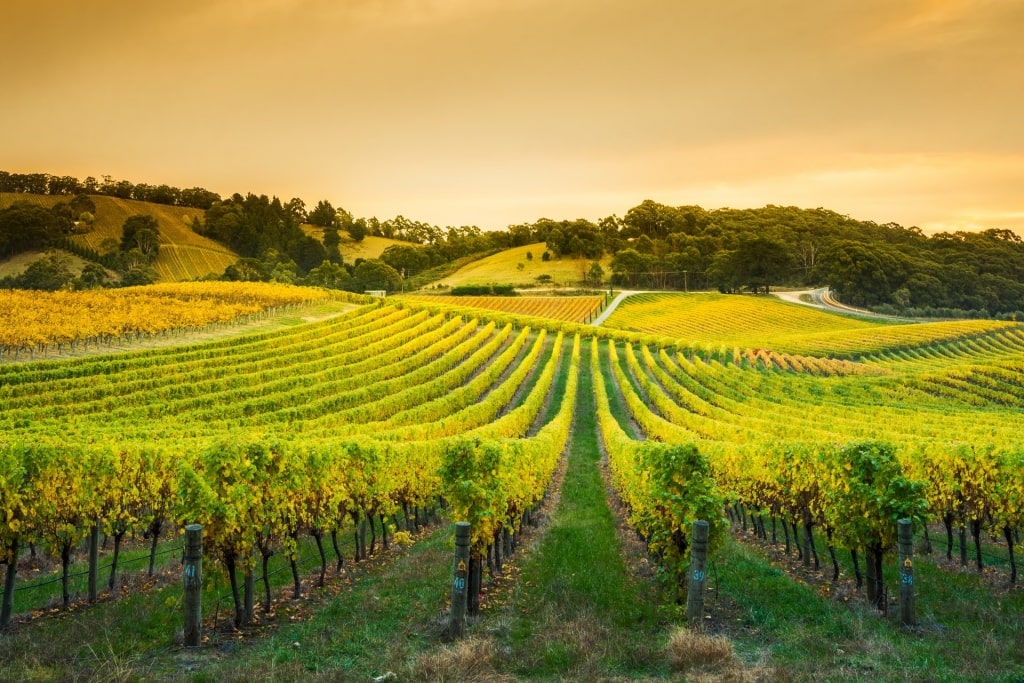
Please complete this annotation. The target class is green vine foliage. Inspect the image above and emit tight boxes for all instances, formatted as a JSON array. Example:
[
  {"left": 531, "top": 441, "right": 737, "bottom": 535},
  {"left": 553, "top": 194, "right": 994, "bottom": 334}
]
[
  {"left": 824, "top": 441, "right": 928, "bottom": 553},
  {"left": 440, "top": 437, "right": 507, "bottom": 555},
  {"left": 638, "top": 442, "right": 726, "bottom": 580}
]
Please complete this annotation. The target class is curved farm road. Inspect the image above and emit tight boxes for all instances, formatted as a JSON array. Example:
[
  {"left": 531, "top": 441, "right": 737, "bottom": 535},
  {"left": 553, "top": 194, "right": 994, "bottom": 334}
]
[
  {"left": 592, "top": 287, "right": 900, "bottom": 327},
  {"left": 593, "top": 286, "right": 903, "bottom": 324},
  {"left": 591, "top": 290, "right": 650, "bottom": 326},
  {"left": 773, "top": 286, "right": 903, "bottom": 320}
]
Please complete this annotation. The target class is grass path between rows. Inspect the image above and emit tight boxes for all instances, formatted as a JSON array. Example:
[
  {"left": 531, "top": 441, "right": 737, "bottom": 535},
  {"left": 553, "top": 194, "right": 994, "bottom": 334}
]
[{"left": 493, "top": 338, "right": 678, "bottom": 680}]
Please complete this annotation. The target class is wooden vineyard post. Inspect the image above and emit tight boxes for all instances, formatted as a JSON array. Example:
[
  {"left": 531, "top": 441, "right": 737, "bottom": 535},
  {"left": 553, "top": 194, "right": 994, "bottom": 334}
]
[
  {"left": 448, "top": 522, "right": 471, "bottom": 639},
  {"left": 686, "top": 520, "right": 710, "bottom": 629},
  {"left": 1, "top": 538, "right": 18, "bottom": 628},
  {"left": 898, "top": 518, "right": 916, "bottom": 627},
  {"left": 183, "top": 524, "right": 203, "bottom": 647},
  {"left": 88, "top": 520, "right": 100, "bottom": 603}
]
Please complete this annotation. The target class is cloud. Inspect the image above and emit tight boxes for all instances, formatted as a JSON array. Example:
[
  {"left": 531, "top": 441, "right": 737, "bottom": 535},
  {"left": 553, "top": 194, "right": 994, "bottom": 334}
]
[
  {"left": 862, "top": 0, "right": 1024, "bottom": 50},
  {"left": 347, "top": 0, "right": 545, "bottom": 25},
  {"left": 1, "top": 0, "right": 1021, "bottom": 235},
  {"left": 169, "top": 0, "right": 544, "bottom": 31}
]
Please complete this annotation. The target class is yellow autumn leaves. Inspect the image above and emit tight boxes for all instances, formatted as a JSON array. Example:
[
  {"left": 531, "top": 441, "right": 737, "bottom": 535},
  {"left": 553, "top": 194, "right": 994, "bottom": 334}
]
[{"left": 0, "top": 282, "right": 344, "bottom": 356}]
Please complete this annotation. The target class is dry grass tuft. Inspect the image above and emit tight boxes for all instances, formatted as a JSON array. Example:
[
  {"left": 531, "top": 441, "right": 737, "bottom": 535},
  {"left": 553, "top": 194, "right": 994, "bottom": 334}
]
[
  {"left": 667, "top": 626, "right": 737, "bottom": 671},
  {"left": 666, "top": 627, "right": 768, "bottom": 682},
  {"left": 547, "top": 613, "right": 615, "bottom": 658},
  {"left": 408, "top": 635, "right": 517, "bottom": 683}
]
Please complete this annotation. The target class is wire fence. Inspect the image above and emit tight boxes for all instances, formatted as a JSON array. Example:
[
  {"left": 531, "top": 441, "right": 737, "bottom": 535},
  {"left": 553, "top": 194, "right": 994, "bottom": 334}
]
[
  {"left": 5, "top": 511, "right": 1014, "bottom": 635},
  {"left": 2, "top": 536, "right": 378, "bottom": 639},
  {"left": 210, "top": 548, "right": 327, "bottom": 608},
  {"left": 1, "top": 507, "right": 434, "bottom": 632},
  {"left": 0, "top": 544, "right": 183, "bottom": 601},
  {"left": 912, "top": 526, "right": 1017, "bottom": 570},
  {"left": 736, "top": 511, "right": 1021, "bottom": 589}
]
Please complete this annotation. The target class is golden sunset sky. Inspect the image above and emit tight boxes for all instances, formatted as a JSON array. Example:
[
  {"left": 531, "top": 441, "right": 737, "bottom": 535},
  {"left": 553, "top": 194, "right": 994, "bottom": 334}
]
[{"left": 2, "top": 0, "right": 1022, "bottom": 234}]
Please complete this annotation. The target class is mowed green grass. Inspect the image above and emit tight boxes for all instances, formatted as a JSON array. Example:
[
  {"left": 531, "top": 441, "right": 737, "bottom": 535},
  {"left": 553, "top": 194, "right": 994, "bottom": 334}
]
[
  {"left": 0, "top": 193, "right": 236, "bottom": 281},
  {"left": 497, "top": 339, "right": 673, "bottom": 680}
]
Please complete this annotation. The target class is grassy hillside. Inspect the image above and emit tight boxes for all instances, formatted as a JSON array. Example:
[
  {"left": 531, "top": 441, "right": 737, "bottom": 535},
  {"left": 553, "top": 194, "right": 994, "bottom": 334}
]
[
  {"left": 602, "top": 292, "right": 891, "bottom": 349},
  {"left": 0, "top": 249, "right": 97, "bottom": 281},
  {"left": 296, "top": 233, "right": 612, "bottom": 289},
  {"left": 438, "top": 242, "right": 613, "bottom": 288},
  {"left": 0, "top": 193, "right": 237, "bottom": 281},
  {"left": 300, "top": 225, "right": 407, "bottom": 262},
  {"left": 600, "top": 292, "right": 1020, "bottom": 358}
]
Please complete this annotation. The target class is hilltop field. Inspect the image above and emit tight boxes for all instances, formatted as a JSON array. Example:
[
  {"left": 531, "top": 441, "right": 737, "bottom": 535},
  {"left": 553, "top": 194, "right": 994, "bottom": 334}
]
[
  {"left": 0, "top": 193, "right": 235, "bottom": 282},
  {"left": 435, "top": 242, "right": 613, "bottom": 288},
  {"left": 0, "top": 194, "right": 429, "bottom": 284},
  {"left": 1, "top": 193, "right": 627, "bottom": 300},
  {"left": 300, "top": 224, "right": 408, "bottom": 262},
  {"left": 1, "top": 283, "right": 1023, "bottom": 682}
]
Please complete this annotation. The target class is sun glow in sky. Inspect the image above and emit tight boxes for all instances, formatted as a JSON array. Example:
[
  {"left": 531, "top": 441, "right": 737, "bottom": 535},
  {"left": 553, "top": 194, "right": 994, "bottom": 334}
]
[{"left": 2, "top": 0, "right": 1022, "bottom": 234}]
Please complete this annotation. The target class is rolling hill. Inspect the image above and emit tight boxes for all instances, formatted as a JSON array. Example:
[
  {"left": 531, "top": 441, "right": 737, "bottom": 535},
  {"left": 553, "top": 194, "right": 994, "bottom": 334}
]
[
  {"left": 436, "top": 242, "right": 613, "bottom": 288},
  {"left": 300, "top": 225, "right": 408, "bottom": 262},
  {"left": 1, "top": 287, "right": 1023, "bottom": 681},
  {"left": 0, "top": 193, "right": 237, "bottom": 281},
  {"left": 0, "top": 249, "right": 100, "bottom": 282}
]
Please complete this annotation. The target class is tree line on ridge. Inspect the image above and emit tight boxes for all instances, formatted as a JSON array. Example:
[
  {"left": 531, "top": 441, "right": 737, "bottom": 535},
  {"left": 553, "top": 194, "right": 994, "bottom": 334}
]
[{"left": 1, "top": 171, "right": 1022, "bottom": 318}]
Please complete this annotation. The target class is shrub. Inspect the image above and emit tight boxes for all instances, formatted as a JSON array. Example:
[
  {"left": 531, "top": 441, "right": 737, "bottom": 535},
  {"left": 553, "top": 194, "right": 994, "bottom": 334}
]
[{"left": 450, "top": 284, "right": 517, "bottom": 296}]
